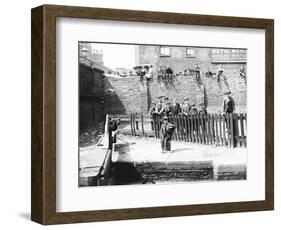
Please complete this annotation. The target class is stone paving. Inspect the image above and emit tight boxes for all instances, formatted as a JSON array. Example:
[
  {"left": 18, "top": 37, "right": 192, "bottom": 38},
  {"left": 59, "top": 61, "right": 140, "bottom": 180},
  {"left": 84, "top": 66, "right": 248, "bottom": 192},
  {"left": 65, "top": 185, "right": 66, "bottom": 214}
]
[{"left": 112, "top": 134, "right": 247, "bottom": 170}]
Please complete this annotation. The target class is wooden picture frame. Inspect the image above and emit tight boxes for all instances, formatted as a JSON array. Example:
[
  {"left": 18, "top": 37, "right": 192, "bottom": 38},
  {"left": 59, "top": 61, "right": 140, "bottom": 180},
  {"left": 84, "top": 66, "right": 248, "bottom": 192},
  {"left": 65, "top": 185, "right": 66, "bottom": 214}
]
[{"left": 31, "top": 4, "right": 274, "bottom": 225}]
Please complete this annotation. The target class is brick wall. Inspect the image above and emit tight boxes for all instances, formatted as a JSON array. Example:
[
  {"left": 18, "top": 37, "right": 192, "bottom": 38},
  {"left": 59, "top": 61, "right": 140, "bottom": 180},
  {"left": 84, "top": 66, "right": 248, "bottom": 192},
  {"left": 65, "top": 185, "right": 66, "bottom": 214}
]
[
  {"left": 149, "top": 75, "right": 204, "bottom": 106},
  {"left": 79, "top": 58, "right": 247, "bottom": 121},
  {"left": 104, "top": 69, "right": 246, "bottom": 114},
  {"left": 202, "top": 64, "right": 247, "bottom": 113},
  {"left": 104, "top": 76, "right": 148, "bottom": 114},
  {"left": 104, "top": 75, "right": 204, "bottom": 114}
]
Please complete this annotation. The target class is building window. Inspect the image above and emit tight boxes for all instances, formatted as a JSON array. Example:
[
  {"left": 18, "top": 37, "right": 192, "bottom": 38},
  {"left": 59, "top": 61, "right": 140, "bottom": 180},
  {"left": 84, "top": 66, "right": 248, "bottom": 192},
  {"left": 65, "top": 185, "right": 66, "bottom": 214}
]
[
  {"left": 159, "top": 46, "right": 170, "bottom": 56},
  {"left": 186, "top": 47, "right": 195, "bottom": 57}
]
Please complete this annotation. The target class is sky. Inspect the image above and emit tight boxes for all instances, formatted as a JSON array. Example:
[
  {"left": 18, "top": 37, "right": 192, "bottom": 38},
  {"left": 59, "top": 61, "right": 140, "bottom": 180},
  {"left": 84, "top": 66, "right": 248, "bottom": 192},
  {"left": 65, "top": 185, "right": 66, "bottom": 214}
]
[{"left": 90, "top": 43, "right": 136, "bottom": 70}]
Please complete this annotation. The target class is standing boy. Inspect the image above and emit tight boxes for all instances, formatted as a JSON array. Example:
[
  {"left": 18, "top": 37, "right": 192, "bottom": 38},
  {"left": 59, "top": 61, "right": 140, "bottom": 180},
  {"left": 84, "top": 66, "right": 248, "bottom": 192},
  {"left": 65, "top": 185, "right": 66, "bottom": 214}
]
[{"left": 160, "top": 116, "right": 176, "bottom": 153}]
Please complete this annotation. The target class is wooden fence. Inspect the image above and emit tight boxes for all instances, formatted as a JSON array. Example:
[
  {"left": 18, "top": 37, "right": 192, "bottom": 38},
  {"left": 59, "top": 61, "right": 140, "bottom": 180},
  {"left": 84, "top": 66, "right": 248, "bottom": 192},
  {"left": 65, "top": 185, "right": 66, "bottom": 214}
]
[{"left": 110, "top": 113, "right": 247, "bottom": 148}]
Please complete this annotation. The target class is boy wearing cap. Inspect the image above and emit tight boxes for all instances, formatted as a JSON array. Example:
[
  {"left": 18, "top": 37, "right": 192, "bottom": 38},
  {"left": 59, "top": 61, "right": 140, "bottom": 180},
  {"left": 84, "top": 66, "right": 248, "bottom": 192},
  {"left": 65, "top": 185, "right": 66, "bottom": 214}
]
[
  {"left": 155, "top": 97, "right": 164, "bottom": 115},
  {"left": 181, "top": 98, "right": 190, "bottom": 116},
  {"left": 216, "top": 65, "right": 224, "bottom": 82},
  {"left": 222, "top": 91, "right": 235, "bottom": 114},
  {"left": 171, "top": 98, "right": 181, "bottom": 115},
  {"left": 108, "top": 118, "right": 120, "bottom": 149},
  {"left": 160, "top": 116, "right": 176, "bottom": 153},
  {"left": 222, "top": 92, "right": 237, "bottom": 147},
  {"left": 198, "top": 103, "right": 207, "bottom": 132},
  {"left": 194, "top": 64, "right": 201, "bottom": 82},
  {"left": 198, "top": 102, "right": 207, "bottom": 116},
  {"left": 163, "top": 97, "right": 172, "bottom": 116}
]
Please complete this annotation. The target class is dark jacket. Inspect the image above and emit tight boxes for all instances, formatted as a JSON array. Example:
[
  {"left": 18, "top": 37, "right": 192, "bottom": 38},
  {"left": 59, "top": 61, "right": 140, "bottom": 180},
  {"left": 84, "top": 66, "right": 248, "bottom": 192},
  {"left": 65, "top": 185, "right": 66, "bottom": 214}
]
[
  {"left": 163, "top": 104, "right": 172, "bottom": 116},
  {"left": 223, "top": 97, "right": 235, "bottom": 113},
  {"left": 160, "top": 122, "right": 176, "bottom": 138},
  {"left": 171, "top": 103, "right": 181, "bottom": 115},
  {"left": 166, "top": 67, "right": 173, "bottom": 75},
  {"left": 108, "top": 120, "right": 119, "bottom": 149},
  {"left": 198, "top": 107, "right": 207, "bottom": 116},
  {"left": 149, "top": 105, "right": 157, "bottom": 119}
]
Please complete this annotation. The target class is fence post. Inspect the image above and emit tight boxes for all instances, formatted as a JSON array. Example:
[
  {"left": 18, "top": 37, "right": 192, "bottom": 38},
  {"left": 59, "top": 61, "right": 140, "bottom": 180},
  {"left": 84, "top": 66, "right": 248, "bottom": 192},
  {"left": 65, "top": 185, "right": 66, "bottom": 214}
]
[
  {"left": 214, "top": 114, "right": 219, "bottom": 145},
  {"left": 130, "top": 113, "right": 133, "bottom": 136},
  {"left": 230, "top": 113, "right": 234, "bottom": 147},
  {"left": 199, "top": 114, "right": 202, "bottom": 143},
  {"left": 193, "top": 115, "right": 196, "bottom": 143},
  {"left": 190, "top": 115, "right": 194, "bottom": 142},
  {"left": 222, "top": 114, "right": 226, "bottom": 146},
  {"left": 177, "top": 114, "right": 181, "bottom": 141},
  {"left": 180, "top": 114, "right": 185, "bottom": 141},
  {"left": 158, "top": 115, "right": 161, "bottom": 138},
  {"left": 173, "top": 114, "right": 179, "bottom": 141},
  {"left": 234, "top": 113, "right": 237, "bottom": 147},
  {"left": 196, "top": 114, "right": 201, "bottom": 143},
  {"left": 218, "top": 114, "right": 223, "bottom": 146},
  {"left": 174, "top": 115, "right": 177, "bottom": 140},
  {"left": 182, "top": 115, "right": 187, "bottom": 142},
  {"left": 240, "top": 113, "right": 246, "bottom": 147},
  {"left": 205, "top": 114, "right": 208, "bottom": 144},
  {"left": 195, "top": 114, "right": 198, "bottom": 143},
  {"left": 208, "top": 114, "right": 213, "bottom": 145},
  {"left": 176, "top": 114, "right": 180, "bottom": 141},
  {"left": 155, "top": 116, "right": 159, "bottom": 138},
  {"left": 205, "top": 114, "right": 209, "bottom": 144},
  {"left": 212, "top": 114, "right": 216, "bottom": 144},
  {"left": 135, "top": 116, "right": 139, "bottom": 131},
  {"left": 187, "top": 115, "right": 191, "bottom": 142},
  {"left": 226, "top": 114, "right": 230, "bottom": 147},
  {"left": 198, "top": 114, "right": 202, "bottom": 143},
  {"left": 133, "top": 113, "right": 136, "bottom": 136},
  {"left": 141, "top": 114, "right": 145, "bottom": 136},
  {"left": 132, "top": 113, "right": 134, "bottom": 136},
  {"left": 200, "top": 114, "right": 205, "bottom": 144}
]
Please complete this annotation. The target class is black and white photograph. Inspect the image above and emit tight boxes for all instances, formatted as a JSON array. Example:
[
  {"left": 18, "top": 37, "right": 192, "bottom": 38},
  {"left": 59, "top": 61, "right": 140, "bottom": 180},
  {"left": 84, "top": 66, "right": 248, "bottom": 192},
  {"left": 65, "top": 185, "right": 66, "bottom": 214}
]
[
  {"left": 78, "top": 42, "right": 247, "bottom": 187},
  {"left": 27, "top": 1, "right": 275, "bottom": 225}
]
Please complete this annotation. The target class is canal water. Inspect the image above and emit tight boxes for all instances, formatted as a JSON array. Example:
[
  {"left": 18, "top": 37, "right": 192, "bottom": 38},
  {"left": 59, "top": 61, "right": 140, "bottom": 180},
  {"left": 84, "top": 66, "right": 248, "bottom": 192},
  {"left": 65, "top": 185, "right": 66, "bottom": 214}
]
[{"left": 110, "top": 160, "right": 246, "bottom": 185}]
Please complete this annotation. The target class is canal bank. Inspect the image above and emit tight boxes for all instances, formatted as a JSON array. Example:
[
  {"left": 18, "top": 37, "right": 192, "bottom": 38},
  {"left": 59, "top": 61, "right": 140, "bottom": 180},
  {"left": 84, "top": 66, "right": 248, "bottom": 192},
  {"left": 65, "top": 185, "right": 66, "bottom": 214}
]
[{"left": 79, "top": 135, "right": 247, "bottom": 186}]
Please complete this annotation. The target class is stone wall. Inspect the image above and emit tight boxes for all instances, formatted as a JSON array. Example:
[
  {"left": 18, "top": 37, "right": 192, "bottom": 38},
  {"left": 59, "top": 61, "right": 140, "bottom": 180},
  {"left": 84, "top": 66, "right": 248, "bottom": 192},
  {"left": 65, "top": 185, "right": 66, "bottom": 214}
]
[{"left": 79, "top": 64, "right": 106, "bottom": 132}]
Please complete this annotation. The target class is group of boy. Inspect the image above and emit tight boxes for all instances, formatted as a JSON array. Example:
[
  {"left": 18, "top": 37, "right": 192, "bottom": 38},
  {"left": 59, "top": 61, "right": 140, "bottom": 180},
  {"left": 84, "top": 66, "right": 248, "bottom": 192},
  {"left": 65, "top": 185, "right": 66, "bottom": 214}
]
[{"left": 149, "top": 96, "right": 207, "bottom": 119}]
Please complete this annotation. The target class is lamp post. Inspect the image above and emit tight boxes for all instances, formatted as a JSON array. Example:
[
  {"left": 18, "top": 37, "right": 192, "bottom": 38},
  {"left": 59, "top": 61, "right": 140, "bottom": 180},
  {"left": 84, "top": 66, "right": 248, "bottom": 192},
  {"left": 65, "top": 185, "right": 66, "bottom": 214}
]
[{"left": 81, "top": 46, "right": 88, "bottom": 63}]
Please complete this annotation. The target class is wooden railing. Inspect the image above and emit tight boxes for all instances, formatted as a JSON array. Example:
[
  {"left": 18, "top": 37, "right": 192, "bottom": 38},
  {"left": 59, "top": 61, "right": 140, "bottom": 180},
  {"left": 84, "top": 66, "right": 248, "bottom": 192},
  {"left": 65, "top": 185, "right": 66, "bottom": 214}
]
[{"left": 110, "top": 113, "right": 247, "bottom": 148}]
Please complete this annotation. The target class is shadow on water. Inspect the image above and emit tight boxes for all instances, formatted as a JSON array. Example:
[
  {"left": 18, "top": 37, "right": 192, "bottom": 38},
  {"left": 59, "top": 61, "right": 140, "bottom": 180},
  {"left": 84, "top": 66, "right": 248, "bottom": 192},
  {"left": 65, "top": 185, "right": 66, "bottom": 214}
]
[
  {"left": 111, "top": 160, "right": 216, "bottom": 185},
  {"left": 171, "top": 148, "right": 192, "bottom": 153},
  {"left": 112, "top": 162, "right": 143, "bottom": 185}
]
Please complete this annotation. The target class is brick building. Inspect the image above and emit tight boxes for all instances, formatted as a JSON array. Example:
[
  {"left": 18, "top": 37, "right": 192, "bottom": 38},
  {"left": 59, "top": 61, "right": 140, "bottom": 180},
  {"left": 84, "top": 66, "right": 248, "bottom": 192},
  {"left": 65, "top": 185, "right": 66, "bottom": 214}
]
[
  {"left": 134, "top": 45, "right": 247, "bottom": 113},
  {"left": 135, "top": 45, "right": 247, "bottom": 75}
]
